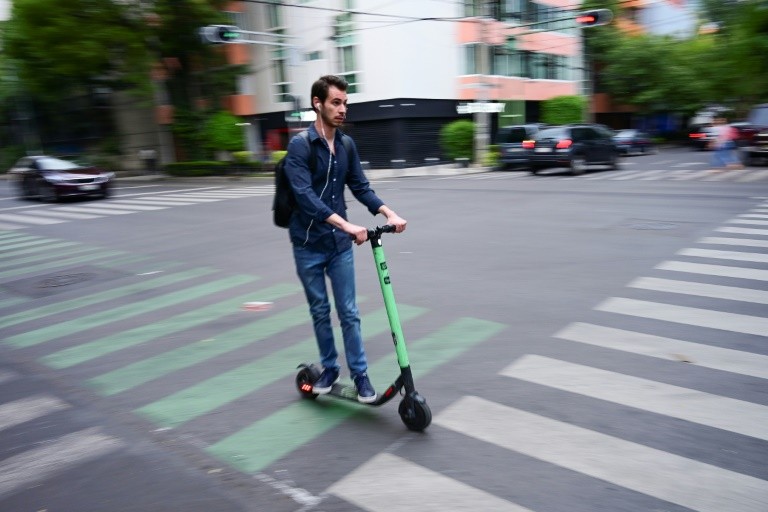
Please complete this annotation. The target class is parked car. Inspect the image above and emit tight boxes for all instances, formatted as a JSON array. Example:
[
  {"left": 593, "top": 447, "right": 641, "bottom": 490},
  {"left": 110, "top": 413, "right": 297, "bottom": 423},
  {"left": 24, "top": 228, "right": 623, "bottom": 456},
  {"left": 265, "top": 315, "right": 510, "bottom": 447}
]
[
  {"left": 522, "top": 124, "right": 620, "bottom": 175},
  {"left": 688, "top": 124, "right": 717, "bottom": 150},
  {"left": 8, "top": 155, "right": 114, "bottom": 201},
  {"left": 495, "top": 124, "right": 546, "bottom": 170},
  {"left": 738, "top": 104, "right": 768, "bottom": 166},
  {"left": 612, "top": 129, "right": 654, "bottom": 155}
]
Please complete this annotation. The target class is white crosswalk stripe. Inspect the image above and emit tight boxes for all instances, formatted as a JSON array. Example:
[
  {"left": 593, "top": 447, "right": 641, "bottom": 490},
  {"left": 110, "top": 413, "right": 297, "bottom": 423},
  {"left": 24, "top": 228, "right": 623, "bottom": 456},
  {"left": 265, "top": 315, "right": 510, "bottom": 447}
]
[
  {"left": 555, "top": 322, "right": 768, "bottom": 379},
  {"left": 501, "top": 354, "right": 768, "bottom": 440},
  {"left": 0, "top": 187, "right": 269, "bottom": 230},
  {"left": 432, "top": 168, "right": 768, "bottom": 182},
  {"left": 0, "top": 427, "right": 124, "bottom": 500},
  {"left": 435, "top": 396, "right": 768, "bottom": 512},
  {"left": 326, "top": 209, "right": 768, "bottom": 512},
  {"left": 0, "top": 395, "right": 70, "bottom": 433},
  {"left": 329, "top": 453, "right": 535, "bottom": 512},
  {"left": 717, "top": 226, "right": 768, "bottom": 236},
  {"left": 596, "top": 297, "right": 768, "bottom": 336}
]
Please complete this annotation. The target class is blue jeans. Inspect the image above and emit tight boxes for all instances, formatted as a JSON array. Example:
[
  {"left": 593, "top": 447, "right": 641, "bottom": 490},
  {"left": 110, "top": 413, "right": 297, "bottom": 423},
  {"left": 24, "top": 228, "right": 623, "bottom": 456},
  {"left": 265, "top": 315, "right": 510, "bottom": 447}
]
[
  {"left": 292, "top": 245, "right": 368, "bottom": 377},
  {"left": 711, "top": 141, "right": 737, "bottom": 168}
]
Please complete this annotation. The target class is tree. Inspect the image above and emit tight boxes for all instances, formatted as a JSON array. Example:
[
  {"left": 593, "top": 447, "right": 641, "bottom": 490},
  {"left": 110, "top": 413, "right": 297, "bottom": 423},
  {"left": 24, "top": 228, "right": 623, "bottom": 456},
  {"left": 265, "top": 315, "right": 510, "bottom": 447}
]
[
  {"left": 1, "top": 0, "right": 246, "bottom": 160},
  {"left": 541, "top": 96, "right": 585, "bottom": 124},
  {"left": 204, "top": 110, "right": 244, "bottom": 154}
]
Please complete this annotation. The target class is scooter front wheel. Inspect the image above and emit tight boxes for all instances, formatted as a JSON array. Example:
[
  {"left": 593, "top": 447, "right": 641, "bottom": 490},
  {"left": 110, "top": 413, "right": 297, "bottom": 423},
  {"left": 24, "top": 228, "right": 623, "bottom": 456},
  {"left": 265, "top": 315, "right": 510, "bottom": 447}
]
[
  {"left": 398, "top": 394, "right": 431, "bottom": 431},
  {"left": 296, "top": 364, "right": 320, "bottom": 400}
]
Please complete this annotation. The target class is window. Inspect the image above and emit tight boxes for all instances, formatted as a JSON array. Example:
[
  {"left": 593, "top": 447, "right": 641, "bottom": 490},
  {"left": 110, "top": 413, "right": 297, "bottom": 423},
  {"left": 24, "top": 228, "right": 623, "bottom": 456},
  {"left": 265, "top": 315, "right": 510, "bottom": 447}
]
[
  {"left": 266, "top": 1, "right": 282, "bottom": 29},
  {"left": 335, "top": 12, "right": 360, "bottom": 93}
]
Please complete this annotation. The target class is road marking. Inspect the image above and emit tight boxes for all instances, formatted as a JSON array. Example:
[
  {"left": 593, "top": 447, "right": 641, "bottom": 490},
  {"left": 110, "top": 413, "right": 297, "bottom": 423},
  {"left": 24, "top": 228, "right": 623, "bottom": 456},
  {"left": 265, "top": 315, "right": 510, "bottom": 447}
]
[
  {"left": 89, "top": 297, "right": 306, "bottom": 396},
  {"left": 502, "top": 354, "right": 768, "bottom": 440},
  {"left": 104, "top": 198, "right": 199, "bottom": 206},
  {"left": 435, "top": 396, "right": 768, "bottom": 512},
  {"left": 83, "top": 202, "right": 168, "bottom": 211},
  {"left": 40, "top": 284, "right": 264, "bottom": 369},
  {"left": 739, "top": 214, "right": 768, "bottom": 219},
  {"left": 698, "top": 236, "right": 768, "bottom": 248},
  {"left": 628, "top": 276, "right": 768, "bottom": 304},
  {"left": 0, "top": 237, "right": 49, "bottom": 250},
  {"left": 0, "top": 213, "right": 65, "bottom": 225},
  {"left": 677, "top": 247, "right": 768, "bottom": 263},
  {"left": 54, "top": 206, "right": 134, "bottom": 215},
  {"left": 0, "top": 241, "right": 78, "bottom": 260},
  {"left": 656, "top": 260, "right": 768, "bottom": 281},
  {"left": 0, "top": 267, "right": 215, "bottom": 330},
  {"left": 595, "top": 297, "right": 768, "bottom": 337},
  {"left": 0, "top": 395, "right": 70, "bottom": 433},
  {"left": 137, "top": 303, "right": 427, "bottom": 429},
  {"left": 0, "top": 249, "right": 128, "bottom": 280},
  {"left": 5, "top": 274, "right": 257, "bottom": 349},
  {"left": 555, "top": 322, "right": 768, "bottom": 380},
  {"left": 204, "top": 317, "right": 504, "bottom": 473},
  {"left": 729, "top": 218, "right": 768, "bottom": 226},
  {"left": 0, "top": 245, "right": 98, "bottom": 268},
  {"left": 24, "top": 210, "right": 100, "bottom": 220},
  {"left": 717, "top": 226, "right": 768, "bottom": 236},
  {"left": 138, "top": 196, "right": 219, "bottom": 203},
  {"left": 738, "top": 169, "right": 768, "bottom": 182},
  {"left": 328, "top": 453, "right": 534, "bottom": 512},
  {"left": 0, "top": 370, "right": 18, "bottom": 385},
  {"left": 0, "top": 427, "right": 124, "bottom": 500}
]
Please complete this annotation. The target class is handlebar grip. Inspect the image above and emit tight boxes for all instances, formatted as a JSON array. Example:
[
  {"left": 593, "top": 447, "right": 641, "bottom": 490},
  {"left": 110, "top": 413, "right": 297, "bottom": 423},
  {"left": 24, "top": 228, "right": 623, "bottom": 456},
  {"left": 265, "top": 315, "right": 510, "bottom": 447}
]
[{"left": 381, "top": 224, "right": 396, "bottom": 233}]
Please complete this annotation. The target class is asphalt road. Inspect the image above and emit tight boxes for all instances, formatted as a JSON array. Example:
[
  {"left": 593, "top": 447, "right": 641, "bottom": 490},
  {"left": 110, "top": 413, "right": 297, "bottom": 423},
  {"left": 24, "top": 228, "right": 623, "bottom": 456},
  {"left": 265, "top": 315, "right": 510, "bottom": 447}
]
[{"left": 1, "top": 148, "right": 767, "bottom": 511}]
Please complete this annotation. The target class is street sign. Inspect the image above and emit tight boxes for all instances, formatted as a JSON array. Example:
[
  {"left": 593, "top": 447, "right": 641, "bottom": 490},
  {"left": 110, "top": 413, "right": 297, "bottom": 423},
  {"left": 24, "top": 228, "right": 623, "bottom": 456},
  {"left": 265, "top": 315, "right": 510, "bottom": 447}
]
[{"left": 457, "top": 103, "right": 505, "bottom": 115}]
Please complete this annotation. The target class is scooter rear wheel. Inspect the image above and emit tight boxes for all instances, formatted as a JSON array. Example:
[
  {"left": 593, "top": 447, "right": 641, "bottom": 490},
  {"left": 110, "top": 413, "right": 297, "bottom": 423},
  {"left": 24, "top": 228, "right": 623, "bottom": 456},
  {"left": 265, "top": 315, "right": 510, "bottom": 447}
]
[
  {"left": 296, "top": 365, "right": 320, "bottom": 400},
  {"left": 398, "top": 394, "right": 431, "bottom": 431}
]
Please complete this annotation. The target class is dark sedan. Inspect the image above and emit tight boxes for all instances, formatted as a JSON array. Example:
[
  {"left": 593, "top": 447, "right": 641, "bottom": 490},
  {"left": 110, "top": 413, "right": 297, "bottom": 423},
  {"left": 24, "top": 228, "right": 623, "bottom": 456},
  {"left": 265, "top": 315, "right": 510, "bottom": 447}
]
[
  {"left": 8, "top": 155, "right": 114, "bottom": 201},
  {"left": 613, "top": 129, "right": 654, "bottom": 155},
  {"left": 523, "top": 124, "right": 620, "bottom": 175}
]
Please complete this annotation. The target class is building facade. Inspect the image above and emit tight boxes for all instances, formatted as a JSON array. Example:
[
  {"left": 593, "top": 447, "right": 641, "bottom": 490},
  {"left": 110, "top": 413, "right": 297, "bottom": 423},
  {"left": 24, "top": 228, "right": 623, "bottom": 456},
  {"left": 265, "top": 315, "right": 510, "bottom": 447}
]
[{"left": 185, "top": 0, "right": 584, "bottom": 168}]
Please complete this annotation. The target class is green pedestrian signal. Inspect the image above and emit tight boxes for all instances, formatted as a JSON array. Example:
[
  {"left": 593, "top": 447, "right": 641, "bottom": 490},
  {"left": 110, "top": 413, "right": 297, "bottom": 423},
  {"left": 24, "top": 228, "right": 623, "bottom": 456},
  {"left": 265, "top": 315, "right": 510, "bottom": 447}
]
[{"left": 200, "top": 25, "right": 241, "bottom": 44}]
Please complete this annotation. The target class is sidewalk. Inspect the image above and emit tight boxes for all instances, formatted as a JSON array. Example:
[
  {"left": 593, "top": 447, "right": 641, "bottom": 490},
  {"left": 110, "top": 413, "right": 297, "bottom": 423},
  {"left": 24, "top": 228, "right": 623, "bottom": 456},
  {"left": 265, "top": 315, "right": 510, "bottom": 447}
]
[{"left": 114, "top": 163, "right": 489, "bottom": 183}]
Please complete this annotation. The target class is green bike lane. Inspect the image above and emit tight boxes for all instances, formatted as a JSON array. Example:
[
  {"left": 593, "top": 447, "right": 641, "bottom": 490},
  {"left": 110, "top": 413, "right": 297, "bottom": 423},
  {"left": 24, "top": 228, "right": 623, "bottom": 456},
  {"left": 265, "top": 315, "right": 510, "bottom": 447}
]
[{"left": 0, "top": 231, "right": 507, "bottom": 477}]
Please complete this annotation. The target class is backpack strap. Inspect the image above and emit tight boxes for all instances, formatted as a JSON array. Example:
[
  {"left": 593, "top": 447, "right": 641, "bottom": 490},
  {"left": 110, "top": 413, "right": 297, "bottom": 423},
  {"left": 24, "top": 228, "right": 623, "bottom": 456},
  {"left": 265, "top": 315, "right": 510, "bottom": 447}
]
[{"left": 297, "top": 130, "right": 316, "bottom": 172}]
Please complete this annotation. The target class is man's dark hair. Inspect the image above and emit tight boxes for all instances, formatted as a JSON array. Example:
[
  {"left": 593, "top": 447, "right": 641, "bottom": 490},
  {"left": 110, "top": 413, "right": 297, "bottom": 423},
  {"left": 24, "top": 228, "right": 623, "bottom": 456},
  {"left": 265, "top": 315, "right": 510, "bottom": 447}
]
[{"left": 311, "top": 75, "right": 348, "bottom": 111}]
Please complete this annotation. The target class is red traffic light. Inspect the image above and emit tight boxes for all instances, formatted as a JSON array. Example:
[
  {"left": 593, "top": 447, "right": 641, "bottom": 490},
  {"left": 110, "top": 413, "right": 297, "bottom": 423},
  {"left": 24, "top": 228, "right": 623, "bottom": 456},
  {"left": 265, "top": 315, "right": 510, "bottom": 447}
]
[{"left": 576, "top": 9, "right": 613, "bottom": 27}]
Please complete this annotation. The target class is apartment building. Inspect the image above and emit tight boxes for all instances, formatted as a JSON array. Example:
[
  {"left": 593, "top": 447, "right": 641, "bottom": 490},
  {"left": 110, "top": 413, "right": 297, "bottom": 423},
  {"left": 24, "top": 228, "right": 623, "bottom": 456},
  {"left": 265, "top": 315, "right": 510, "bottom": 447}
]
[{"left": 185, "top": 0, "right": 584, "bottom": 168}]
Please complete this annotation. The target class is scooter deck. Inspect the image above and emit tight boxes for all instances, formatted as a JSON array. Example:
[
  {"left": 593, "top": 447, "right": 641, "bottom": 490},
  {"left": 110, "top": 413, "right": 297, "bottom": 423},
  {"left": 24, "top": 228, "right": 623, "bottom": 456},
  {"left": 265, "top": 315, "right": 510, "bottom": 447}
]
[{"left": 322, "top": 378, "right": 403, "bottom": 407}]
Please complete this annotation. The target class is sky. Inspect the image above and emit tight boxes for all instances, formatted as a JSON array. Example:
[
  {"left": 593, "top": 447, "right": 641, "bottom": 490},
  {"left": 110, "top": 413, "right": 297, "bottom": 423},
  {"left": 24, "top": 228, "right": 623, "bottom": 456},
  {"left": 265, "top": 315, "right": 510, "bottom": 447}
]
[{"left": 0, "top": 0, "right": 9, "bottom": 22}]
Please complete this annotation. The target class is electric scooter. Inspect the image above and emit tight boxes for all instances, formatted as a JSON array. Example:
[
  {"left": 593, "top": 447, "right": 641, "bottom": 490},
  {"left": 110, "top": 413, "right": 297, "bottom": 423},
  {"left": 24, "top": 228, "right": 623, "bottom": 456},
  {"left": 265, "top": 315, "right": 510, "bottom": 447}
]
[{"left": 295, "top": 225, "right": 432, "bottom": 431}]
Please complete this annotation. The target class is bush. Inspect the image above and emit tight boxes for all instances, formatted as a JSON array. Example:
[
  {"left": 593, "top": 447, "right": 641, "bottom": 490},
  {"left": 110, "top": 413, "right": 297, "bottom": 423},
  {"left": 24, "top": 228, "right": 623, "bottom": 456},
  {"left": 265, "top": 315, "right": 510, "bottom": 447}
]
[
  {"left": 483, "top": 144, "right": 500, "bottom": 168},
  {"left": 541, "top": 96, "right": 586, "bottom": 125},
  {"left": 440, "top": 120, "right": 474, "bottom": 161},
  {"left": 271, "top": 150, "right": 287, "bottom": 163}
]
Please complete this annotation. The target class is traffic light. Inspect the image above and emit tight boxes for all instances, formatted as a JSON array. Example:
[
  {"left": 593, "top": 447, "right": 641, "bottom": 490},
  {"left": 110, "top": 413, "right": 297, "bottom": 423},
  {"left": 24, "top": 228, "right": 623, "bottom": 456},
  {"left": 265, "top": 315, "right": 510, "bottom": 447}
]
[
  {"left": 575, "top": 9, "right": 613, "bottom": 28},
  {"left": 199, "top": 25, "right": 241, "bottom": 44}
]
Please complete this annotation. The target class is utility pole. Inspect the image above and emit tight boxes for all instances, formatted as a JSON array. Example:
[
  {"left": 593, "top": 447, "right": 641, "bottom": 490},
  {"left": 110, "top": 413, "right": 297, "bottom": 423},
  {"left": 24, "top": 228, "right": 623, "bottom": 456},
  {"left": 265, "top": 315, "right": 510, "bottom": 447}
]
[{"left": 474, "top": 1, "right": 491, "bottom": 167}]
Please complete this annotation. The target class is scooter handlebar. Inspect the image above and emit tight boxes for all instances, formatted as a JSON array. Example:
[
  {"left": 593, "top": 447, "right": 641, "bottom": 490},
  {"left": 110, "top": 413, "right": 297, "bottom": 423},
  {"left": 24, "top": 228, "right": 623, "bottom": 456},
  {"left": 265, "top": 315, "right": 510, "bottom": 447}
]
[{"left": 367, "top": 225, "right": 396, "bottom": 238}]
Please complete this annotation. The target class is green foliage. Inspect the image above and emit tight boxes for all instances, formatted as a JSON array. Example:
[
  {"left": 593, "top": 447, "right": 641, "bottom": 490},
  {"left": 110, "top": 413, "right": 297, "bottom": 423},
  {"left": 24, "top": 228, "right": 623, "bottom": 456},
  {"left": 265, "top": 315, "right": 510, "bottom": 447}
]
[
  {"left": 271, "top": 150, "right": 288, "bottom": 163},
  {"left": 3, "top": 0, "right": 153, "bottom": 100},
  {"left": 171, "top": 108, "right": 208, "bottom": 161},
  {"left": 483, "top": 144, "right": 500, "bottom": 168},
  {"left": 163, "top": 160, "right": 263, "bottom": 176},
  {"left": 541, "top": 96, "right": 586, "bottom": 124},
  {"left": 204, "top": 111, "right": 245, "bottom": 153},
  {"left": 232, "top": 151, "right": 253, "bottom": 163},
  {"left": 584, "top": 0, "right": 768, "bottom": 115},
  {"left": 440, "top": 120, "right": 474, "bottom": 161}
]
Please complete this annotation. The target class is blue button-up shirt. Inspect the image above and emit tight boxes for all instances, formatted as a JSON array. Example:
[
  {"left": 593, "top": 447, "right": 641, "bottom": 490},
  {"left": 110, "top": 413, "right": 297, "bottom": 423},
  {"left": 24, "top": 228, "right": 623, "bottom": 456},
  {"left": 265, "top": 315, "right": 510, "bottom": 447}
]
[{"left": 284, "top": 124, "right": 384, "bottom": 252}]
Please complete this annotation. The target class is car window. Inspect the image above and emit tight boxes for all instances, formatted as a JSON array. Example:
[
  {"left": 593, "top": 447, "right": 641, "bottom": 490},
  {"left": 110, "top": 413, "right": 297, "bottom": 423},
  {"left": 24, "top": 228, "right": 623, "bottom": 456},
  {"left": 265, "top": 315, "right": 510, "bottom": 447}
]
[
  {"left": 573, "top": 128, "right": 597, "bottom": 141},
  {"left": 534, "top": 127, "right": 566, "bottom": 140},
  {"left": 37, "top": 157, "right": 80, "bottom": 171},
  {"left": 615, "top": 130, "right": 634, "bottom": 138},
  {"left": 748, "top": 106, "right": 768, "bottom": 126},
  {"left": 497, "top": 127, "right": 530, "bottom": 144}
]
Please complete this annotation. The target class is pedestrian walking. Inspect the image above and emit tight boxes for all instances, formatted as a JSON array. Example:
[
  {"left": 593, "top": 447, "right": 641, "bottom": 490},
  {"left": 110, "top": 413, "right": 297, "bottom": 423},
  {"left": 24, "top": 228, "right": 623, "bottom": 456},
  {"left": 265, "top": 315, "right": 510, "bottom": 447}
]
[{"left": 709, "top": 117, "right": 743, "bottom": 171}]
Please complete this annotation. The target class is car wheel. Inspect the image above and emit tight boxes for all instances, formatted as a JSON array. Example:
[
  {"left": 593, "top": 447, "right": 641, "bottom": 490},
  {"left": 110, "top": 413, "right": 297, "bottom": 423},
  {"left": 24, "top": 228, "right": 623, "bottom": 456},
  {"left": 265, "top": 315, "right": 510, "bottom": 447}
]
[
  {"left": 608, "top": 152, "right": 620, "bottom": 170},
  {"left": 40, "top": 183, "right": 59, "bottom": 202},
  {"left": 19, "top": 178, "right": 35, "bottom": 200},
  {"left": 570, "top": 155, "right": 587, "bottom": 175}
]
